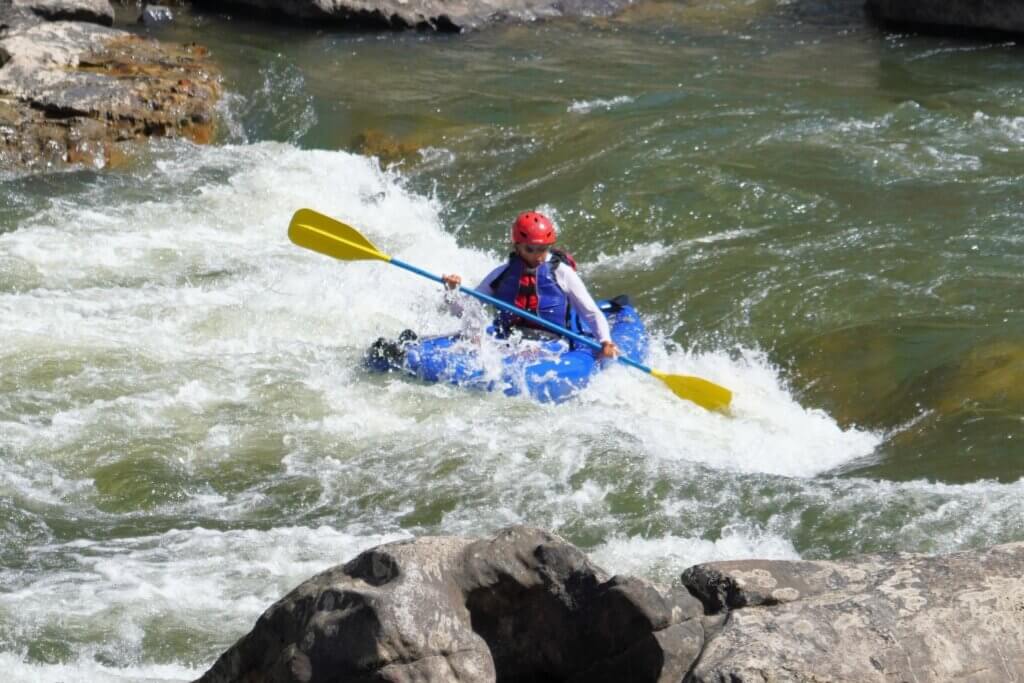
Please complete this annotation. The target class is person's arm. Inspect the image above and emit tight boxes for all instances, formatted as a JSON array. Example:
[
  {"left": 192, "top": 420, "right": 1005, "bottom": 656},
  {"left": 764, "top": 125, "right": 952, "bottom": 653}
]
[
  {"left": 443, "top": 265, "right": 503, "bottom": 317},
  {"left": 557, "top": 268, "right": 618, "bottom": 357}
]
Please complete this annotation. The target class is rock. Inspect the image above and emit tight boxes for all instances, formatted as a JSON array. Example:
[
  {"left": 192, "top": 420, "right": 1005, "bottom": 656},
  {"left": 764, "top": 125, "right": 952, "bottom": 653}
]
[
  {"left": 1, "top": 2, "right": 41, "bottom": 38},
  {"left": 11, "top": 0, "right": 113, "bottom": 26},
  {"left": 140, "top": 4, "right": 173, "bottom": 25},
  {"left": 938, "top": 340, "right": 1024, "bottom": 415},
  {"left": 196, "top": 526, "right": 704, "bottom": 683},
  {"left": 866, "top": 0, "right": 1024, "bottom": 36},
  {"left": 198, "top": 528, "right": 1024, "bottom": 683},
  {"left": 682, "top": 542, "right": 1024, "bottom": 682},
  {"left": 0, "top": 11, "right": 220, "bottom": 171},
  {"left": 351, "top": 129, "right": 420, "bottom": 166},
  {"left": 191, "top": 0, "right": 633, "bottom": 31}
]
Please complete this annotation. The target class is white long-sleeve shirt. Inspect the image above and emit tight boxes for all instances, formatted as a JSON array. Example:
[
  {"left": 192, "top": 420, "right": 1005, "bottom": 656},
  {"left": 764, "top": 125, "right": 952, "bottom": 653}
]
[{"left": 449, "top": 259, "right": 612, "bottom": 343}]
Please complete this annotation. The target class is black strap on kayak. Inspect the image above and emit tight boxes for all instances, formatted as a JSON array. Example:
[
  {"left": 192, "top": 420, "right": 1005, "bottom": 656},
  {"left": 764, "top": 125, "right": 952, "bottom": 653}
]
[{"left": 600, "top": 295, "right": 631, "bottom": 314}]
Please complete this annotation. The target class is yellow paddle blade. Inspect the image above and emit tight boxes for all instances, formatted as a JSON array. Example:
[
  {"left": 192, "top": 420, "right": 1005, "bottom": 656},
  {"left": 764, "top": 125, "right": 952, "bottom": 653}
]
[
  {"left": 650, "top": 369, "right": 733, "bottom": 412},
  {"left": 288, "top": 208, "right": 390, "bottom": 262}
]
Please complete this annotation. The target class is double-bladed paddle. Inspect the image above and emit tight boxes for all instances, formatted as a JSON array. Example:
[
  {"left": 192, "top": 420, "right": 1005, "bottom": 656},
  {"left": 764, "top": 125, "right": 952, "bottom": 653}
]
[{"left": 288, "top": 208, "right": 733, "bottom": 412}]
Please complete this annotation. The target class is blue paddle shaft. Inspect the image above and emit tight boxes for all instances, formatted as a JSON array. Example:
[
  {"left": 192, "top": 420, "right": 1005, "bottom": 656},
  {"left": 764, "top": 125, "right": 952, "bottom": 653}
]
[{"left": 389, "top": 257, "right": 651, "bottom": 375}]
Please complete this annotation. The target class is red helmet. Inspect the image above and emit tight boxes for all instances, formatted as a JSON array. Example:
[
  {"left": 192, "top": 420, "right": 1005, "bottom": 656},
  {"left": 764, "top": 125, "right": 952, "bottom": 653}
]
[{"left": 511, "top": 211, "right": 556, "bottom": 245}]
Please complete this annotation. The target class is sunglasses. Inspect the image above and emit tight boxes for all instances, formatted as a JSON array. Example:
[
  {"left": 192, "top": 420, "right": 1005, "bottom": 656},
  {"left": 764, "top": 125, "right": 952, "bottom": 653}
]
[{"left": 521, "top": 244, "right": 551, "bottom": 254}]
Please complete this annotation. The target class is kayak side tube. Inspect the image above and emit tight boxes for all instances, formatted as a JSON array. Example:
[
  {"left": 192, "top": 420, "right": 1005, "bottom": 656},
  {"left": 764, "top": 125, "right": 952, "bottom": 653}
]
[{"left": 369, "top": 296, "right": 648, "bottom": 403}]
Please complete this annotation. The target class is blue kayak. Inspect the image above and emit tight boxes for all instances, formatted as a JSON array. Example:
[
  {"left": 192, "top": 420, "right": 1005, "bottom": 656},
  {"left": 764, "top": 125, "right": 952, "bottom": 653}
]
[{"left": 366, "top": 296, "right": 648, "bottom": 403}]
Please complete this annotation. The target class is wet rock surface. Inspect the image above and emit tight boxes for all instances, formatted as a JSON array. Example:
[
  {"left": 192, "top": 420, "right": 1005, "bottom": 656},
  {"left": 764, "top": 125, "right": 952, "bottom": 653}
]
[
  {"left": 351, "top": 129, "right": 421, "bottom": 166},
  {"left": 140, "top": 4, "right": 174, "bottom": 25},
  {"left": 866, "top": 0, "right": 1024, "bottom": 36},
  {"left": 191, "top": 0, "right": 632, "bottom": 31},
  {"left": 12, "top": 0, "right": 113, "bottom": 25},
  {"left": 0, "top": 0, "right": 220, "bottom": 172},
  {"left": 198, "top": 526, "right": 1024, "bottom": 683},
  {"left": 684, "top": 542, "right": 1024, "bottom": 682}
]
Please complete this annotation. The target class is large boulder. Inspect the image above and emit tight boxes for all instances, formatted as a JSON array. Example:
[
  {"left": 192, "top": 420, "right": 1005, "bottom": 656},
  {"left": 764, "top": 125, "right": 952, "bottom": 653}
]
[
  {"left": 196, "top": 526, "right": 705, "bottom": 683},
  {"left": 866, "top": 0, "right": 1024, "bottom": 36},
  {"left": 683, "top": 542, "right": 1024, "bottom": 682},
  {"left": 192, "top": 0, "right": 632, "bottom": 31},
  {"left": 198, "top": 529, "right": 1024, "bottom": 683},
  {"left": 0, "top": 5, "right": 220, "bottom": 171}
]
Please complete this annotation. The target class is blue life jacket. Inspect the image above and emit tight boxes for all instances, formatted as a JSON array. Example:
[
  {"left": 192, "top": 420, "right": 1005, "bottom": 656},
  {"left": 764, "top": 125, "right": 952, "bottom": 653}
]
[{"left": 491, "top": 251, "right": 581, "bottom": 338}]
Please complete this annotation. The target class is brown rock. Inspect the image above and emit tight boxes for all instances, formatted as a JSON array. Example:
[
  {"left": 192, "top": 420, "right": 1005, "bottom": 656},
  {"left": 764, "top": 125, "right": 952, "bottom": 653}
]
[
  {"left": 0, "top": 13, "right": 221, "bottom": 172},
  {"left": 351, "top": 129, "right": 420, "bottom": 166}
]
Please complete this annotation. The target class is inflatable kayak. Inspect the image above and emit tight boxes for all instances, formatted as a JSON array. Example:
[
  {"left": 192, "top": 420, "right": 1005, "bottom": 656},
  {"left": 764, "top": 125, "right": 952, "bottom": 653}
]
[{"left": 365, "top": 296, "right": 648, "bottom": 403}]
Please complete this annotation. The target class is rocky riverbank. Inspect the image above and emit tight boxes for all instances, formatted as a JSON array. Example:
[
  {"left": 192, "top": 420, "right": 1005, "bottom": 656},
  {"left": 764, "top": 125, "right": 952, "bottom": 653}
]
[
  {"left": 191, "top": 0, "right": 633, "bottom": 31},
  {"left": 0, "top": 0, "right": 220, "bottom": 171},
  {"left": 197, "top": 526, "right": 1024, "bottom": 683}
]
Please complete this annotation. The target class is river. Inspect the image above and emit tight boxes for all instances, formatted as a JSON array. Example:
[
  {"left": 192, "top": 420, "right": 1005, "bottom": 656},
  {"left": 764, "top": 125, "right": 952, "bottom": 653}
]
[{"left": 1, "top": 0, "right": 1022, "bottom": 679}]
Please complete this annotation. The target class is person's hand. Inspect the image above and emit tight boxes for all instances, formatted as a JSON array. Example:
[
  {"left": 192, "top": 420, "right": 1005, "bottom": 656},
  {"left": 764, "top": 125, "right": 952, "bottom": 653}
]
[
  {"left": 442, "top": 274, "right": 462, "bottom": 290},
  {"left": 600, "top": 341, "right": 619, "bottom": 359}
]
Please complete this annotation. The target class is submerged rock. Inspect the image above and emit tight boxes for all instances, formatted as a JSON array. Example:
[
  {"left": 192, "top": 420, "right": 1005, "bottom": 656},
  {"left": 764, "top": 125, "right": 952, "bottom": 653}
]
[
  {"left": 196, "top": 526, "right": 704, "bottom": 683},
  {"left": 140, "top": 4, "right": 174, "bottom": 25},
  {"left": 0, "top": 5, "right": 220, "bottom": 171},
  {"left": 938, "top": 340, "right": 1024, "bottom": 415},
  {"left": 351, "top": 129, "right": 420, "bottom": 166},
  {"left": 866, "top": 0, "right": 1024, "bottom": 36},
  {"left": 191, "top": 0, "right": 633, "bottom": 31},
  {"left": 683, "top": 543, "right": 1024, "bottom": 682}
]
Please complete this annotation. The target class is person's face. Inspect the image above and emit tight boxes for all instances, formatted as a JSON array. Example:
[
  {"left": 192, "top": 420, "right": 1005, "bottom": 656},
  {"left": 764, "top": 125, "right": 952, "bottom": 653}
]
[{"left": 516, "top": 243, "right": 550, "bottom": 268}]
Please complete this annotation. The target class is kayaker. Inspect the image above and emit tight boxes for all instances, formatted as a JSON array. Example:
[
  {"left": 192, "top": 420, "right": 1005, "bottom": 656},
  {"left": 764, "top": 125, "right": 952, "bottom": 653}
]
[{"left": 442, "top": 211, "right": 620, "bottom": 359}]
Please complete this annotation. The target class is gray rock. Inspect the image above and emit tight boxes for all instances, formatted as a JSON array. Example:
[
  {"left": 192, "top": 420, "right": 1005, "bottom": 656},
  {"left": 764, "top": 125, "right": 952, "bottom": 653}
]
[
  {"left": 1, "top": 1, "right": 43, "bottom": 34},
  {"left": 0, "top": 21, "right": 129, "bottom": 113},
  {"left": 866, "top": 0, "right": 1024, "bottom": 36},
  {"left": 683, "top": 542, "right": 1024, "bottom": 682},
  {"left": 196, "top": 526, "right": 704, "bottom": 683},
  {"left": 197, "top": 529, "right": 1024, "bottom": 683},
  {"left": 11, "top": 0, "right": 114, "bottom": 26},
  {"left": 192, "top": 0, "right": 633, "bottom": 31},
  {"left": 140, "top": 4, "right": 173, "bottom": 25}
]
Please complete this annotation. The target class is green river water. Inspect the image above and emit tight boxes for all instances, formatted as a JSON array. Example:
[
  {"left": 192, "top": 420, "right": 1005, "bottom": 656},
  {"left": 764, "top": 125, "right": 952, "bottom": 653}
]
[{"left": 1, "top": 0, "right": 1022, "bottom": 678}]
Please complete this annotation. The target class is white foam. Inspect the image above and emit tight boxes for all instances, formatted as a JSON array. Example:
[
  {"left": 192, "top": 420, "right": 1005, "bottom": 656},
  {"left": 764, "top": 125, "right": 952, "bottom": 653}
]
[
  {"left": 0, "top": 653, "right": 199, "bottom": 683},
  {"left": 753, "top": 104, "right": 998, "bottom": 180},
  {"left": 574, "top": 344, "right": 880, "bottom": 477},
  {"left": 0, "top": 526, "right": 408, "bottom": 681},
  {"left": 823, "top": 476, "right": 1024, "bottom": 554},
  {"left": 591, "top": 226, "right": 772, "bottom": 272},
  {"left": 567, "top": 95, "right": 635, "bottom": 114},
  {"left": 591, "top": 527, "right": 800, "bottom": 582},
  {"left": 972, "top": 111, "right": 1024, "bottom": 146},
  {"left": 0, "top": 143, "right": 883, "bottom": 525},
  {"left": 593, "top": 241, "right": 674, "bottom": 270}
]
